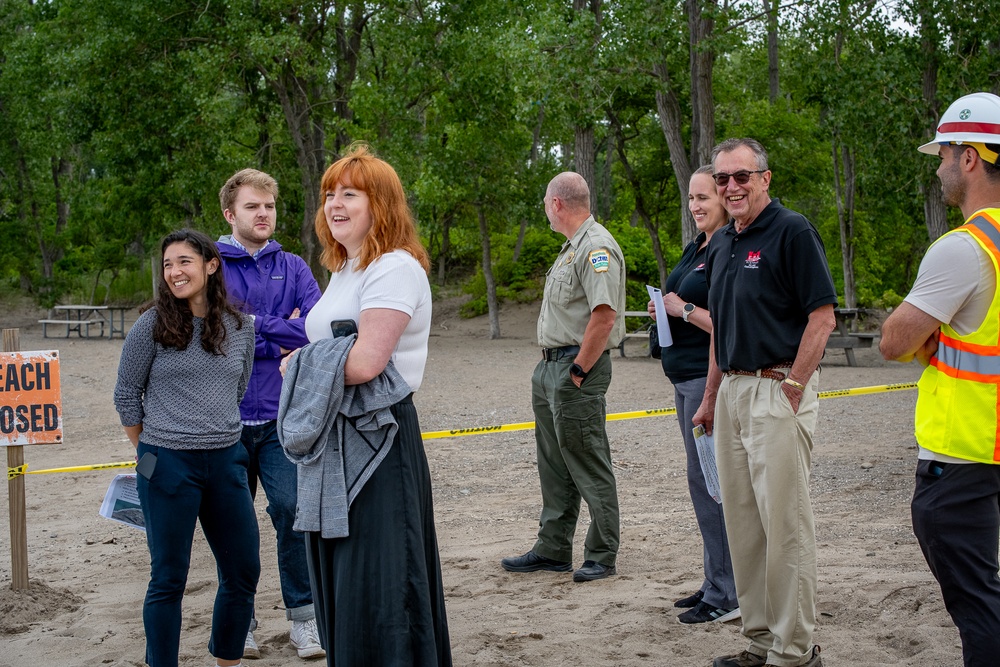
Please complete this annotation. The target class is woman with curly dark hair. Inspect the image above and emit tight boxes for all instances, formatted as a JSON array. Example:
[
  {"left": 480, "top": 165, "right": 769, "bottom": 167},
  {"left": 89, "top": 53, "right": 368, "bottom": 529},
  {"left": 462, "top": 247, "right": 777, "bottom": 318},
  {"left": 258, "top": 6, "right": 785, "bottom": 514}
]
[{"left": 114, "top": 228, "right": 259, "bottom": 667}]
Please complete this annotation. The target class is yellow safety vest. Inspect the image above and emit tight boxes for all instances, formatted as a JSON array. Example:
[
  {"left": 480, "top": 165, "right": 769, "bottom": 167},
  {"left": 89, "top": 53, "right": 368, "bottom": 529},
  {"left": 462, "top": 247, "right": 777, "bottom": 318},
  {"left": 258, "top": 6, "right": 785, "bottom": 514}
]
[{"left": 915, "top": 208, "right": 1000, "bottom": 463}]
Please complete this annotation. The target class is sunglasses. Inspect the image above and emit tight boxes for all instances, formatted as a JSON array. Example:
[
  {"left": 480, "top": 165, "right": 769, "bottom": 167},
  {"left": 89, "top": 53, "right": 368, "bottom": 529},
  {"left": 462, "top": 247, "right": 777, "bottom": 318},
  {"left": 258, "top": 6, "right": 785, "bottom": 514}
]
[{"left": 712, "top": 169, "right": 765, "bottom": 187}]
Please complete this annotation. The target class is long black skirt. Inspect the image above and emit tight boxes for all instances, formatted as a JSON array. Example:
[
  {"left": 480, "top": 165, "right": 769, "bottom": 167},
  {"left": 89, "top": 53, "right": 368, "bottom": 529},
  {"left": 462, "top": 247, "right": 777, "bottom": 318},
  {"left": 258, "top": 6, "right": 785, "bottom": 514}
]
[{"left": 304, "top": 396, "right": 452, "bottom": 666}]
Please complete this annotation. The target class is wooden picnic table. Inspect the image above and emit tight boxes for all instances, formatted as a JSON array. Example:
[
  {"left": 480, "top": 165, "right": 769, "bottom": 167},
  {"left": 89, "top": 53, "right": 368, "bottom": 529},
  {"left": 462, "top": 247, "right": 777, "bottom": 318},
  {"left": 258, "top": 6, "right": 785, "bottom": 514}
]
[
  {"left": 39, "top": 305, "right": 131, "bottom": 339},
  {"left": 617, "top": 307, "right": 878, "bottom": 367},
  {"left": 618, "top": 310, "right": 654, "bottom": 357},
  {"left": 826, "top": 308, "right": 878, "bottom": 367}
]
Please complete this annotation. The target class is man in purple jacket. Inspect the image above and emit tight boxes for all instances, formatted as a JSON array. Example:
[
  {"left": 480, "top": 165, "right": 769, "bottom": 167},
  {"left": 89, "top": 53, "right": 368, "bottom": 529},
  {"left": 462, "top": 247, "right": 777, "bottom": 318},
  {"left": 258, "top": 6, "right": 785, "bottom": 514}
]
[{"left": 217, "top": 169, "right": 324, "bottom": 661}]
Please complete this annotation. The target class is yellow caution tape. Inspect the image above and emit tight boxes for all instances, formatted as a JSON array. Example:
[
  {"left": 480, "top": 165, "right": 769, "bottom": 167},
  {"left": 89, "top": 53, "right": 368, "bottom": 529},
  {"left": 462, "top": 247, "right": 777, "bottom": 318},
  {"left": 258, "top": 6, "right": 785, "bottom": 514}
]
[
  {"left": 422, "top": 420, "right": 536, "bottom": 440},
  {"left": 424, "top": 382, "right": 918, "bottom": 440},
  {"left": 7, "top": 460, "right": 136, "bottom": 479},
  {"left": 6, "top": 382, "right": 920, "bottom": 475},
  {"left": 817, "top": 382, "right": 918, "bottom": 398}
]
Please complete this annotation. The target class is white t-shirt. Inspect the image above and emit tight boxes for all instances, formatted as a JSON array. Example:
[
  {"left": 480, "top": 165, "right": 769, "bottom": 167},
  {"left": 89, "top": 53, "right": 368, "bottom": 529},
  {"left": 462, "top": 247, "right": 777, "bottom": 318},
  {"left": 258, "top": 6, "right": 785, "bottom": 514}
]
[
  {"left": 905, "top": 229, "right": 997, "bottom": 463},
  {"left": 305, "top": 250, "right": 432, "bottom": 392}
]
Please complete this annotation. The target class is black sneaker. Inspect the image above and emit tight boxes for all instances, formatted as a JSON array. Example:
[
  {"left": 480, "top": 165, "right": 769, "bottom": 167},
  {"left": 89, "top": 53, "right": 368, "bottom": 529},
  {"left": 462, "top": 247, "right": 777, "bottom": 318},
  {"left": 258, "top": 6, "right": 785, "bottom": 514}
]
[
  {"left": 673, "top": 590, "right": 704, "bottom": 608},
  {"left": 678, "top": 600, "right": 741, "bottom": 624},
  {"left": 500, "top": 550, "right": 572, "bottom": 573}
]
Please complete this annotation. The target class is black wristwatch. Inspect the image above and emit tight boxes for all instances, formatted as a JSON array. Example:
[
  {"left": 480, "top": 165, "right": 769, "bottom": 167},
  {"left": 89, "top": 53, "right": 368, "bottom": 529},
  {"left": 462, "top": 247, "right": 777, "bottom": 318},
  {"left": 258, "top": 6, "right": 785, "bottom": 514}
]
[{"left": 570, "top": 363, "right": 589, "bottom": 380}]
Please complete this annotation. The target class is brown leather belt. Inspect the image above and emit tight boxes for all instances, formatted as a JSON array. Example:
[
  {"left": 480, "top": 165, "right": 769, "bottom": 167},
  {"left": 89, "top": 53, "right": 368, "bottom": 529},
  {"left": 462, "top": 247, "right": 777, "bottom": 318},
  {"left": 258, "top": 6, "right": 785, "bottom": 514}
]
[{"left": 725, "top": 361, "right": 793, "bottom": 382}]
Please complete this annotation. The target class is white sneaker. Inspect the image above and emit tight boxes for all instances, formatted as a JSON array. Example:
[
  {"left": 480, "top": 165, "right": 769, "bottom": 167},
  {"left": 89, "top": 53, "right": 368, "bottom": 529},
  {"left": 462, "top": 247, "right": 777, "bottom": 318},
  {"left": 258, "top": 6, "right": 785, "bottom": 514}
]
[
  {"left": 243, "top": 620, "right": 260, "bottom": 659},
  {"left": 289, "top": 618, "right": 326, "bottom": 659}
]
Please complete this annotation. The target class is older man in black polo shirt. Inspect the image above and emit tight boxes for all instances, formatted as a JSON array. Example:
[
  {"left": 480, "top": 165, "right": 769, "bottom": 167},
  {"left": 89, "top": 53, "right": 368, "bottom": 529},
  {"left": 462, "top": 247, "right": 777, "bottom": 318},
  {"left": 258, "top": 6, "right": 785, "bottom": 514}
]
[{"left": 693, "top": 138, "right": 836, "bottom": 667}]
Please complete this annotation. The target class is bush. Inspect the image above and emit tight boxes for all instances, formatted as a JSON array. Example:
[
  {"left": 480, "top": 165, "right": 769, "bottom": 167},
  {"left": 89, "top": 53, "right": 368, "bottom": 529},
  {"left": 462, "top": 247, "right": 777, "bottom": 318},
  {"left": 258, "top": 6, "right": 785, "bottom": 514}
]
[{"left": 870, "top": 289, "right": 904, "bottom": 310}]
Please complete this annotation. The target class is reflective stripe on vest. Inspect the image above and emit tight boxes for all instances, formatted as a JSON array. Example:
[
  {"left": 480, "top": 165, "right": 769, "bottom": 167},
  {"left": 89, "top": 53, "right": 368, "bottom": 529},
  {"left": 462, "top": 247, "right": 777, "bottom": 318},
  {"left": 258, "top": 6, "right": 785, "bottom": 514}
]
[{"left": 916, "top": 209, "right": 1000, "bottom": 463}]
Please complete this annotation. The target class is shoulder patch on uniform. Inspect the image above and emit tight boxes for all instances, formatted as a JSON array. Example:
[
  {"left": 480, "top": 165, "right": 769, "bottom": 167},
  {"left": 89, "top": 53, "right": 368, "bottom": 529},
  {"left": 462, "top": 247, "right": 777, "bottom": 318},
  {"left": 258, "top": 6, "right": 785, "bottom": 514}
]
[{"left": 588, "top": 248, "right": 610, "bottom": 273}]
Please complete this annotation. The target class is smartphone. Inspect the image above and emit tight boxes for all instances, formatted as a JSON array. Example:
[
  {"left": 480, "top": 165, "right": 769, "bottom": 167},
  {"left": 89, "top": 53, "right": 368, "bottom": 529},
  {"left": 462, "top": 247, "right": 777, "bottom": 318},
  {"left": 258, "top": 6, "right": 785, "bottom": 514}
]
[
  {"left": 330, "top": 319, "right": 358, "bottom": 338},
  {"left": 135, "top": 451, "right": 157, "bottom": 480}
]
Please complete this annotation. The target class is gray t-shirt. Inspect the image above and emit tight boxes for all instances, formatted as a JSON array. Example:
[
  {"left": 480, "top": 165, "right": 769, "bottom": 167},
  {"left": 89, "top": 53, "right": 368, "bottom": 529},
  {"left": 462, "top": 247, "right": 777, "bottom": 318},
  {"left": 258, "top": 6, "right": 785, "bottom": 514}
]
[
  {"left": 904, "top": 231, "right": 996, "bottom": 336},
  {"left": 114, "top": 308, "right": 255, "bottom": 450}
]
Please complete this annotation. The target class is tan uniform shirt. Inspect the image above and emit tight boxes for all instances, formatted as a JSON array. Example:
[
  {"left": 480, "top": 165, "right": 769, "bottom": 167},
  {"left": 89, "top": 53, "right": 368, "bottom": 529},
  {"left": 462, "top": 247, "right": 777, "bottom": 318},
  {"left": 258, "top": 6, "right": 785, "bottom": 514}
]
[{"left": 537, "top": 216, "right": 626, "bottom": 349}]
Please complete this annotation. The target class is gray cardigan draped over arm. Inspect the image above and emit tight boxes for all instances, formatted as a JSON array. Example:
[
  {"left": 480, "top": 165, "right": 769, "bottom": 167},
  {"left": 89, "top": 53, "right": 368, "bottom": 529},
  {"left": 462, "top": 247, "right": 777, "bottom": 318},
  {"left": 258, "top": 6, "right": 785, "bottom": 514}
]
[{"left": 277, "top": 335, "right": 412, "bottom": 538}]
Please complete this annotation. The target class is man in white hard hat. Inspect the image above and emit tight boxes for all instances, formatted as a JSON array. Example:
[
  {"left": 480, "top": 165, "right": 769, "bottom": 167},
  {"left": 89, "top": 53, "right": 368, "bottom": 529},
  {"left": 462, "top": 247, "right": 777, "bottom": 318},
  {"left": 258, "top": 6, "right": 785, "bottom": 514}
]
[{"left": 881, "top": 91, "right": 1000, "bottom": 667}]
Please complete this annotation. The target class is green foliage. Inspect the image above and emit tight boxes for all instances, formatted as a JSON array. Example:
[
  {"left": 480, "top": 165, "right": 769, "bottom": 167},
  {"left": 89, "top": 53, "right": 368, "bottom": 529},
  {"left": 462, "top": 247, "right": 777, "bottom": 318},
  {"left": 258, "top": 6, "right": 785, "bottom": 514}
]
[
  {"left": 459, "top": 217, "right": 678, "bottom": 318},
  {"left": 3, "top": 0, "right": 999, "bottom": 313},
  {"left": 459, "top": 226, "right": 562, "bottom": 318},
  {"left": 869, "top": 289, "right": 905, "bottom": 311}
]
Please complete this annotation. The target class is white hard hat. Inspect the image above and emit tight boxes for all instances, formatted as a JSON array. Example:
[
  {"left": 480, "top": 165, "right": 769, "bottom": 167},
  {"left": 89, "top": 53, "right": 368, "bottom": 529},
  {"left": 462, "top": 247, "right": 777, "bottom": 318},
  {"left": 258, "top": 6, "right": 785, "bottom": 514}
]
[{"left": 918, "top": 92, "right": 1000, "bottom": 155}]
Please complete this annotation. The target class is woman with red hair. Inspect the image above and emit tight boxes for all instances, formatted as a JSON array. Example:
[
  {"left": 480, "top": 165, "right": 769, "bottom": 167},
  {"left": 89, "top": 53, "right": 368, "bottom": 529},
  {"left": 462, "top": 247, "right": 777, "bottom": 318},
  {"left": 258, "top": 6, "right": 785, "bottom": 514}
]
[{"left": 294, "top": 144, "right": 450, "bottom": 665}]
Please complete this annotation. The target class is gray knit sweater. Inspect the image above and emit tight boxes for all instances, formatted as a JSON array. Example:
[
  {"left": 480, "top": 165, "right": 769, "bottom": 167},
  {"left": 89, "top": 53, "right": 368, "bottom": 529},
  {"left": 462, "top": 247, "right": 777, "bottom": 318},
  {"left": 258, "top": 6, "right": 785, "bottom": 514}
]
[{"left": 114, "top": 308, "right": 255, "bottom": 450}]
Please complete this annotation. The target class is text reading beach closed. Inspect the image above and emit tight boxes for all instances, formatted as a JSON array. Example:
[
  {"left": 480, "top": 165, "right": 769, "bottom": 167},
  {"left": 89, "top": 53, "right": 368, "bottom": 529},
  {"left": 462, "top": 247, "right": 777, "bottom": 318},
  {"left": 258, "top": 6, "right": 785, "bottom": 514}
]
[{"left": 0, "top": 350, "right": 62, "bottom": 445}]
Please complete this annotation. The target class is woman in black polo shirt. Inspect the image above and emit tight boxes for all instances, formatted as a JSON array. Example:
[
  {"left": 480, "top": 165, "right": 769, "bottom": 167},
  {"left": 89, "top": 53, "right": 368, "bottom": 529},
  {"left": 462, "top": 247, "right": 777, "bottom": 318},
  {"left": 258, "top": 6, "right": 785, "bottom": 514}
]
[{"left": 649, "top": 166, "right": 739, "bottom": 624}]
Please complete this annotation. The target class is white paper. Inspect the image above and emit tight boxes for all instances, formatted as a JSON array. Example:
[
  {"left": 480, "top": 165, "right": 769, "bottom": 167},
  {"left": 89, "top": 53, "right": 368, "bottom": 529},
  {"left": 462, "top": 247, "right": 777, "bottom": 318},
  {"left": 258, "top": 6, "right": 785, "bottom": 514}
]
[
  {"left": 645, "top": 285, "right": 673, "bottom": 348},
  {"left": 99, "top": 474, "right": 145, "bottom": 531},
  {"left": 692, "top": 425, "right": 722, "bottom": 504}
]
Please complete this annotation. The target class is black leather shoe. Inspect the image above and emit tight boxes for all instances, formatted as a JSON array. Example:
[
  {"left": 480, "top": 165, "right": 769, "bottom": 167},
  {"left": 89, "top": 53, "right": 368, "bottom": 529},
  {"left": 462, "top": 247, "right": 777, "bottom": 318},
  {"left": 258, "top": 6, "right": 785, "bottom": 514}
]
[
  {"left": 712, "top": 650, "right": 767, "bottom": 667},
  {"left": 501, "top": 551, "right": 572, "bottom": 573},
  {"left": 572, "top": 560, "right": 616, "bottom": 582}
]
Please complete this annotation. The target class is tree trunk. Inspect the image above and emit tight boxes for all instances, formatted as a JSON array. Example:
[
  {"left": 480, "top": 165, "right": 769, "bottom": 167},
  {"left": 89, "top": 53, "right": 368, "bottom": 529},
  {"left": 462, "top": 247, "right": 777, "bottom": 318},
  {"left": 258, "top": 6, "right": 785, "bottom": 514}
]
[
  {"left": 263, "top": 62, "right": 328, "bottom": 285},
  {"left": 575, "top": 125, "right": 597, "bottom": 213},
  {"left": 653, "top": 63, "right": 695, "bottom": 245},
  {"left": 477, "top": 205, "right": 501, "bottom": 339},
  {"left": 832, "top": 136, "right": 857, "bottom": 308},
  {"left": 660, "top": 0, "right": 717, "bottom": 245},
  {"left": 36, "top": 155, "right": 70, "bottom": 284},
  {"left": 437, "top": 212, "right": 452, "bottom": 285},
  {"left": 572, "top": 0, "right": 601, "bottom": 213},
  {"left": 599, "top": 135, "right": 614, "bottom": 221},
  {"left": 516, "top": 103, "right": 546, "bottom": 263},
  {"left": 688, "top": 0, "right": 716, "bottom": 167},
  {"left": 254, "top": 5, "right": 372, "bottom": 287},
  {"left": 765, "top": 0, "right": 779, "bottom": 103},
  {"left": 609, "top": 109, "right": 668, "bottom": 288},
  {"left": 918, "top": 0, "right": 948, "bottom": 240},
  {"left": 332, "top": 2, "right": 368, "bottom": 154},
  {"left": 922, "top": 182, "right": 949, "bottom": 240}
]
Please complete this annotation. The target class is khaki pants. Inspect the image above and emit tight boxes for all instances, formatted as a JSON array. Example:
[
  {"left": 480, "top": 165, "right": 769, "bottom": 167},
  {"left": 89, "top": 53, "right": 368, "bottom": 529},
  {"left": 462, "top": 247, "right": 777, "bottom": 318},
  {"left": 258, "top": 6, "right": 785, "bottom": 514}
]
[{"left": 715, "top": 371, "right": 819, "bottom": 667}]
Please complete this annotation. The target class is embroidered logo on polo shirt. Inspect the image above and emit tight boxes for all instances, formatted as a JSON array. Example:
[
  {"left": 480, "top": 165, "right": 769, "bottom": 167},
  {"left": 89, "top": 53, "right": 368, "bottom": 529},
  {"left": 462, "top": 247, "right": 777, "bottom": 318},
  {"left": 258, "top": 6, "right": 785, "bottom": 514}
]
[
  {"left": 270, "top": 275, "right": 285, "bottom": 280},
  {"left": 589, "top": 249, "right": 610, "bottom": 273},
  {"left": 744, "top": 251, "right": 761, "bottom": 269}
]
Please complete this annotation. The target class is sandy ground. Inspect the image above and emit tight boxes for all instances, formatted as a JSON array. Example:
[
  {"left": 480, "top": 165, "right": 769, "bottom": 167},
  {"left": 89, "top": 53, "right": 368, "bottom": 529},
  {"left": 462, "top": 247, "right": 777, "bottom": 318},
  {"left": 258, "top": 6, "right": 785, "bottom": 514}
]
[{"left": 0, "top": 299, "right": 962, "bottom": 666}]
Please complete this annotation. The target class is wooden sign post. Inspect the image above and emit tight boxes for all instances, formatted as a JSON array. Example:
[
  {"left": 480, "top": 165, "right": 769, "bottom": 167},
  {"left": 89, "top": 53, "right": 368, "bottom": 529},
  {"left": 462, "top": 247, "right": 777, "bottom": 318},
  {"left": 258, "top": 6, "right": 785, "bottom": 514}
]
[
  {"left": 3, "top": 329, "right": 28, "bottom": 590},
  {"left": 2, "top": 329, "right": 63, "bottom": 590}
]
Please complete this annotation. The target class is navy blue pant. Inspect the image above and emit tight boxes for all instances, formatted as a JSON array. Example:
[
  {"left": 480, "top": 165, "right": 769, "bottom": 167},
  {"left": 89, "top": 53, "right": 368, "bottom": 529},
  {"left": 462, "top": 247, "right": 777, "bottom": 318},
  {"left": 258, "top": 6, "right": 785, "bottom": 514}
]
[
  {"left": 136, "top": 442, "right": 260, "bottom": 667},
  {"left": 240, "top": 421, "right": 313, "bottom": 617},
  {"left": 912, "top": 459, "right": 1000, "bottom": 667}
]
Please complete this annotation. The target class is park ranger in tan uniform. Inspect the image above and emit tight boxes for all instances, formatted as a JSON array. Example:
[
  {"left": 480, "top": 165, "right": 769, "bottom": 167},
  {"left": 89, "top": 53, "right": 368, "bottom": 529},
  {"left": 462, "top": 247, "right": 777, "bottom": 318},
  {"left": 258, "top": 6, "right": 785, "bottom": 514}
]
[{"left": 501, "top": 171, "right": 626, "bottom": 583}]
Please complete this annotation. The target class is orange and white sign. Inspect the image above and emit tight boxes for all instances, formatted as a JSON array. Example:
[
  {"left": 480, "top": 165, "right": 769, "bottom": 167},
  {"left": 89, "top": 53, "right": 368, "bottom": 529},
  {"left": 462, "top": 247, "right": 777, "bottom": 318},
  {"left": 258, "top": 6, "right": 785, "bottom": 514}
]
[{"left": 0, "top": 350, "right": 62, "bottom": 446}]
